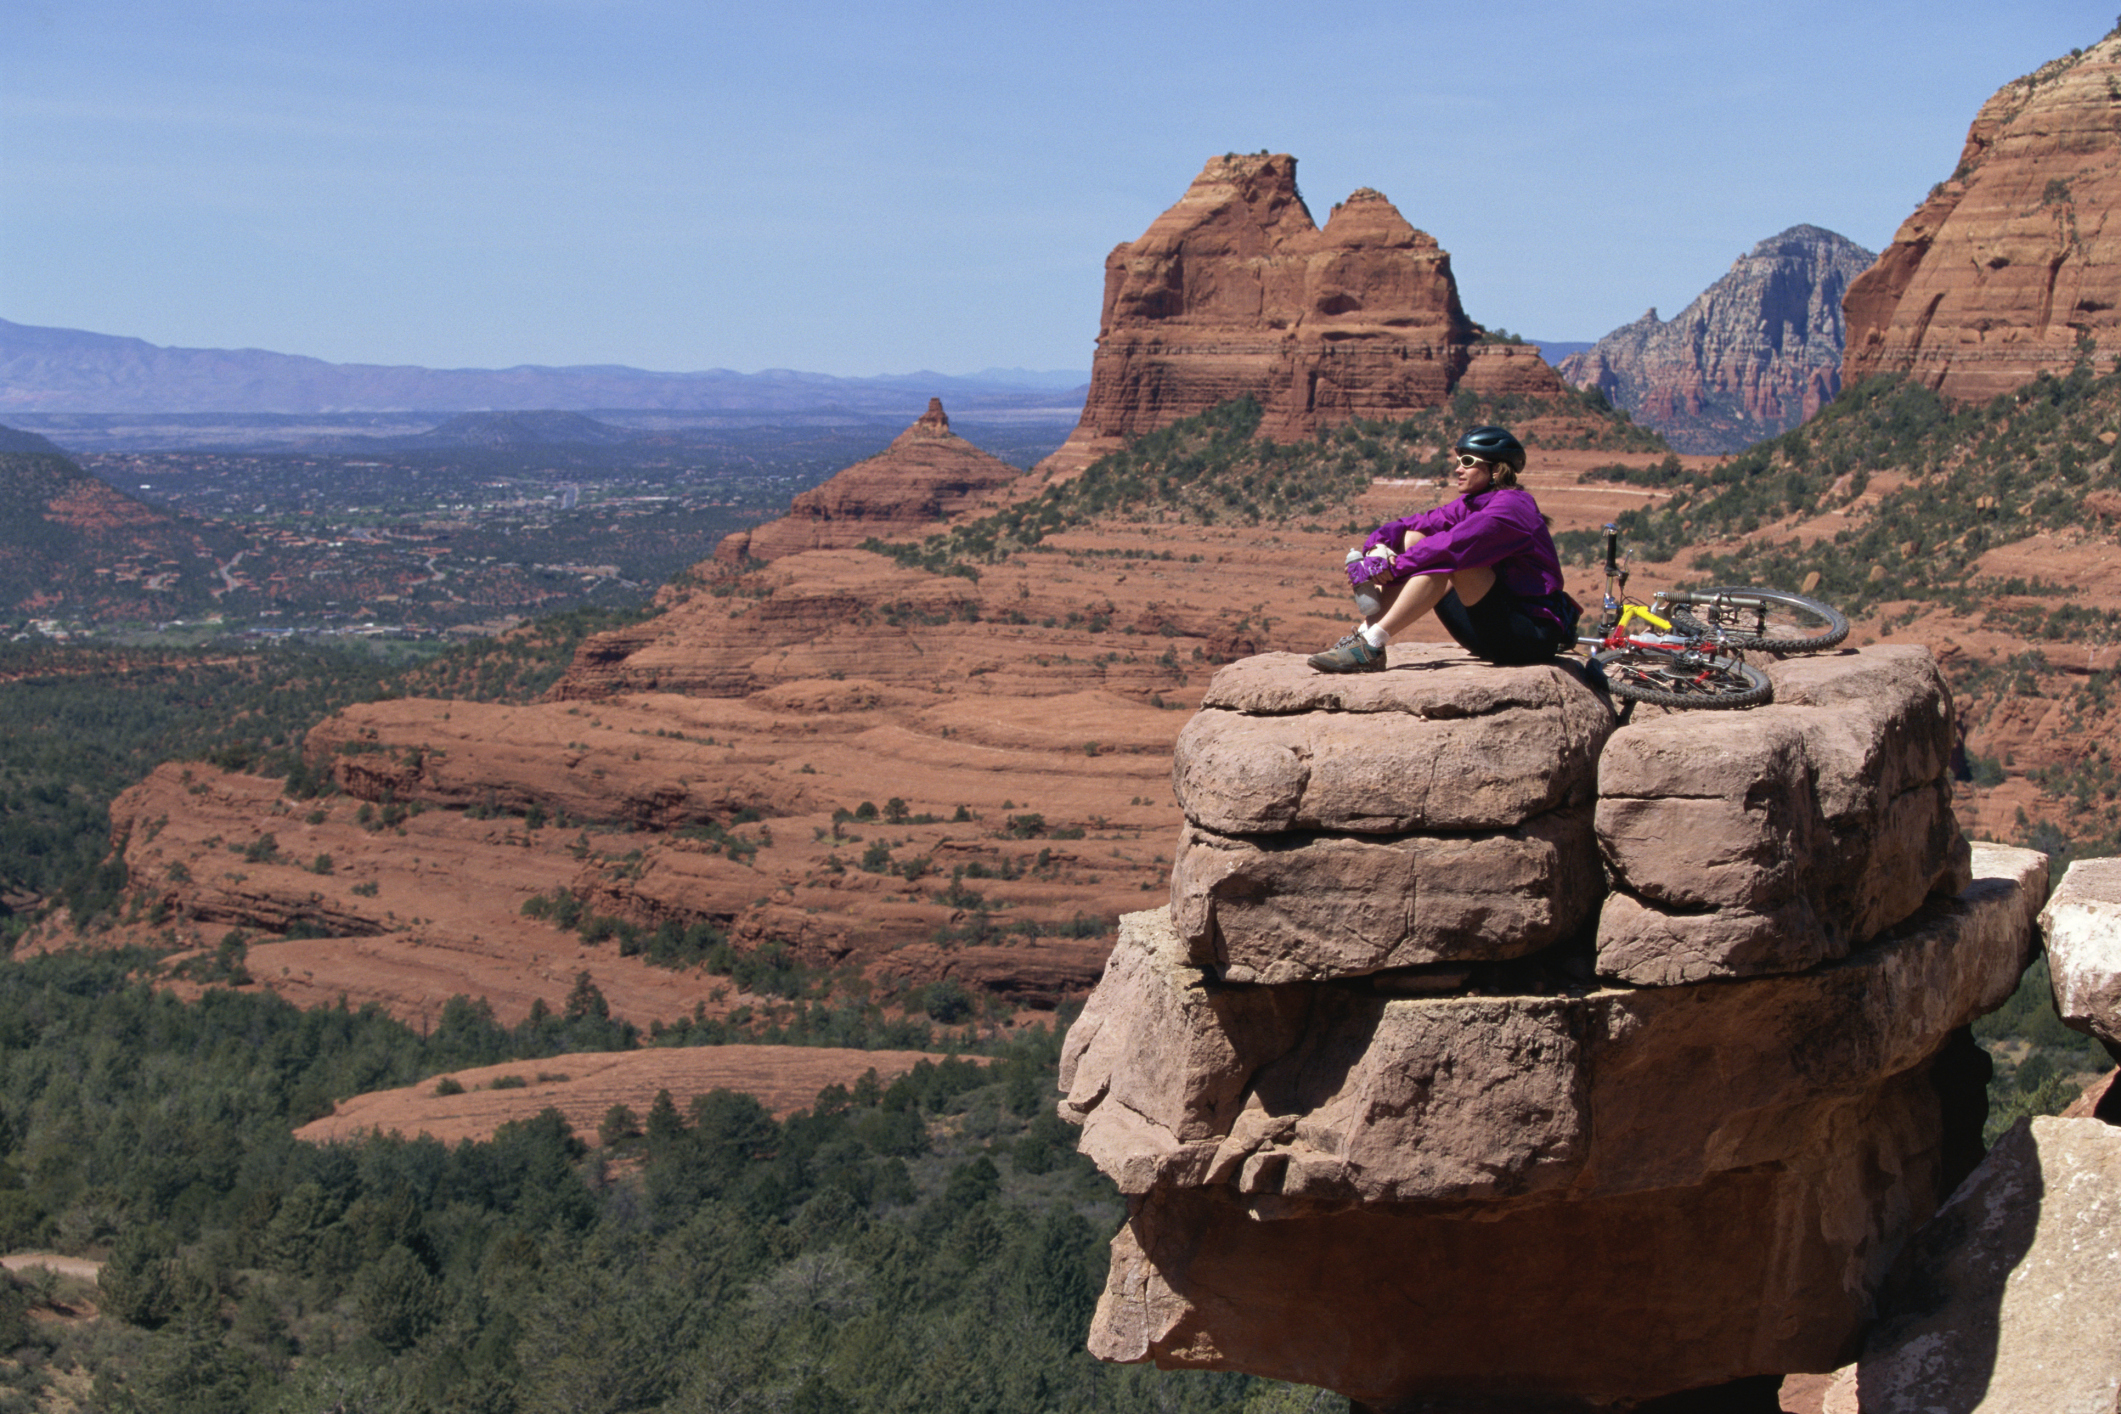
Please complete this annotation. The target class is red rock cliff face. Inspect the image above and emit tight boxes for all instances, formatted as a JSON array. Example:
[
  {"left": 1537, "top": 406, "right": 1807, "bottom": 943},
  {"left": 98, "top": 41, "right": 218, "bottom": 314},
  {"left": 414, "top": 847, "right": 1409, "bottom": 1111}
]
[
  {"left": 1559, "top": 226, "right": 1876, "bottom": 453},
  {"left": 1845, "top": 33, "right": 2121, "bottom": 401},
  {"left": 717, "top": 399, "right": 1022, "bottom": 563},
  {"left": 1042, "top": 154, "right": 1570, "bottom": 474}
]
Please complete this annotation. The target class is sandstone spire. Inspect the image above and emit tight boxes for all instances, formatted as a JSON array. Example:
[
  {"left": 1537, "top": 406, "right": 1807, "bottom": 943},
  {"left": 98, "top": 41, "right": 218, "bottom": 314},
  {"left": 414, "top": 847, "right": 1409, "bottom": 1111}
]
[
  {"left": 1040, "top": 153, "right": 1567, "bottom": 475},
  {"left": 1844, "top": 33, "right": 2121, "bottom": 400}
]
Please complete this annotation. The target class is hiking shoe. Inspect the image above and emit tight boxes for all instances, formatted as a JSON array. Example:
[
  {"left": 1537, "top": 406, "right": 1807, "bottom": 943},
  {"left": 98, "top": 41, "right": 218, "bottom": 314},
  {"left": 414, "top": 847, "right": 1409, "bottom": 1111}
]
[{"left": 1308, "top": 635, "right": 1387, "bottom": 673}]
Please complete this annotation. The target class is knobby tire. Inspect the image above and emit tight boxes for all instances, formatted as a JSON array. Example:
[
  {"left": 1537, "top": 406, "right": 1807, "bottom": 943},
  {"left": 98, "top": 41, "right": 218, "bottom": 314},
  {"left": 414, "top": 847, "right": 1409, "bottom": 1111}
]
[
  {"left": 1664, "top": 586, "right": 1849, "bottom": 653},
  {"left": 1592, "top": 648, "right": 1773, "bottom": 709}
]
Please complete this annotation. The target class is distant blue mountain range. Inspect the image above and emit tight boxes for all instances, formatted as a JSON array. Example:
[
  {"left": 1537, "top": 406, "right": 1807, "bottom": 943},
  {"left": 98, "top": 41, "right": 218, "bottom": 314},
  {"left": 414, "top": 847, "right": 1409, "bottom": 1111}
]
[{"left": 0, "top": 319, "right": 1091, "bottom": 417}]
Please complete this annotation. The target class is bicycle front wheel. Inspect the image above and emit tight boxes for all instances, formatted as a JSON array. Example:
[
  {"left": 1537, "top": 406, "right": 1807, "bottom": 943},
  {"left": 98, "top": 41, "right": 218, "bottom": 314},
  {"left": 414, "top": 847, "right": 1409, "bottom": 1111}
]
[
  {"left": 1592, "top": 647, "right": 1773, "bottom": 709},
  {"left": 1664, "top": 586, "right": 1849, "bottom": 653}
]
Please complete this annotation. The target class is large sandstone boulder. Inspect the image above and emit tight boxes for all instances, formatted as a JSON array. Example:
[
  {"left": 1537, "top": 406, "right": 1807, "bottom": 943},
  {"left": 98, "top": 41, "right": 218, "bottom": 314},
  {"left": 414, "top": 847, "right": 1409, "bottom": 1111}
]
[
  {"left": 1041, "top": 154, "right": 1577, "bottom": 474},
  {"left": 1171, "top": 645, "right": 1969, "bottom": 989},
  {"left": 1853, "top": 1116, "right": 2121, "bottom": 1412},
  {"left": 1594, "top": 647, "right": 1972, "bottom": 985},
  {"left": 307, "top": 696, "right": 818, "bottom": 827},
  {"left": 1169, "top": 648, "right": 1612, "bottom": 979},
  {"left": 2039, "top": 856, "right": 2121, "bottom": 1062},
  {"left": 1061, "top": 844, "right": 2047, "bottom": 1406}
]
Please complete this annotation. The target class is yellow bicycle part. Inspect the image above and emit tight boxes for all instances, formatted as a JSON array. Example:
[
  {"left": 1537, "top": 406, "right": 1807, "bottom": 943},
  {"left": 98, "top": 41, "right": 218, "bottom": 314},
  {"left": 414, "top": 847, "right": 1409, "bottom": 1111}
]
[{"left": 1616, "top": 603, "right": 1673, "bottom": 633}]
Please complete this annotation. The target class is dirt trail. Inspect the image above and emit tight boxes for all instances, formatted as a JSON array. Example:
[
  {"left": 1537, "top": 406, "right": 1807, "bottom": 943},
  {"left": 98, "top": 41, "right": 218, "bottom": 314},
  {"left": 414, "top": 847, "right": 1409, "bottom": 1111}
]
[{"left": 0, "top": 1253, "right": 101, "bottom": 1280}]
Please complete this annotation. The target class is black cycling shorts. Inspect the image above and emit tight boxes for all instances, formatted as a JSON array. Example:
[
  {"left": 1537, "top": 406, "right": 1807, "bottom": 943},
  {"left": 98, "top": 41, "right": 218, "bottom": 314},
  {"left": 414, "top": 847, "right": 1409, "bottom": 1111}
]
[{"left": 1433, "top": 583, "right": 1563, "bottom": 665}]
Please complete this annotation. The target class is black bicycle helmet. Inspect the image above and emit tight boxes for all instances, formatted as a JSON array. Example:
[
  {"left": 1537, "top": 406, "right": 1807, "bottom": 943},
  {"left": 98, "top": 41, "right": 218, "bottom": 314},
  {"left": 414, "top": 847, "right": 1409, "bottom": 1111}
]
[{"left": 1452, "top": 425, "right": 1526, "bottom": 474}]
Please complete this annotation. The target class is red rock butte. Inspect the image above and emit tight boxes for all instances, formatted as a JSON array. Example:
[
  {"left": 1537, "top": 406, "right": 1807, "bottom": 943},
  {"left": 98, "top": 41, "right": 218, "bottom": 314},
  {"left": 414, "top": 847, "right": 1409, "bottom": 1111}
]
[
  {"left": 1040, "top": 153, "right": 1569, "bottom": 475},
  {"left": 716, "top": 398, "right": 1023, "bottom": 563},
  {"left": 1845, "top": 33, "right": 2121, "bottom": 401}
]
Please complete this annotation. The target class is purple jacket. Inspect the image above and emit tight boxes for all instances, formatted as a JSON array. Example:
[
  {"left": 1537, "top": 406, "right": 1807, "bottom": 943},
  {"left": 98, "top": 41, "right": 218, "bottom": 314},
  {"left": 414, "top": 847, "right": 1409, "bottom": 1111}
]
[{"left": 1353, "top": 486, "right": 1568, "bottom": 623}]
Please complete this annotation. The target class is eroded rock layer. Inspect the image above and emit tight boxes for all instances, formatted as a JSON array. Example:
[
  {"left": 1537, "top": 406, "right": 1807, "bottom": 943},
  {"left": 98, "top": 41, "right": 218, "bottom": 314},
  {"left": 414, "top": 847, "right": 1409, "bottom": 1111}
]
[
  {"left": 1043, "top": 155, "right": 1574, "bottom": 474},
  {"left": 1166, "top": 646, "right": 1969, "bottom": 989},
  {"left": 1066, "top": 639, "right": 2038, "bottom": 1407},
  {"left": 1844, "top": 34, "right": 2121, "bottom": 401},
  {"left": 1063, "top": 846, "right": 2045, "bottom": 1407},
  {"left": 1557, "top": 225, "right": 1875, "bottom": 453}
]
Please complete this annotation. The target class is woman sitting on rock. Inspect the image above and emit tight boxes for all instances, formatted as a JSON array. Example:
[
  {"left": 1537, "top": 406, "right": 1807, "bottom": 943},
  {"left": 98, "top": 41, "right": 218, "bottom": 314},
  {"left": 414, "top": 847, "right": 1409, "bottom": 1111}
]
[{"left": 1309, "top": 425, "right": 1579, "bottom": 673}]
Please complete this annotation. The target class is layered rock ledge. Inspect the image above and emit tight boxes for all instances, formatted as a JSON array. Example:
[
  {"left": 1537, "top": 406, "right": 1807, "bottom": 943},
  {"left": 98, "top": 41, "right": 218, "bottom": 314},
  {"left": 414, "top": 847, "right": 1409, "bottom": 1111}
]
[
  {"left": 1170, "top": 650, "right": 1611, "bottom": 982},
  {"left": 1167, "top": 645, "right": 1971, "bottom": 989},
  {"left": 1066, "top": 642, "right": 2045, "bottom": 1408}
]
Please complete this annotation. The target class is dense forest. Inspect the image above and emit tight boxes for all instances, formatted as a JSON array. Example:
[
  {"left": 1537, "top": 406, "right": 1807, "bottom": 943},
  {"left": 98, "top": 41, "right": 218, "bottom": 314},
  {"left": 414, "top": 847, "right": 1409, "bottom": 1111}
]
[{"left": 0, "top": 950, "right": 1329, "bottom": 1413}]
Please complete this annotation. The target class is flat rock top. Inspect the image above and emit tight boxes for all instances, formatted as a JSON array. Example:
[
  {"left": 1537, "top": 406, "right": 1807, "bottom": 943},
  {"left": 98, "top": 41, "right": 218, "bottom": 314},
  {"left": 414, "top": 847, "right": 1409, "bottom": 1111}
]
[
  {"left": 1762, "top": 644, "right": 1943, "bottom": 708},
  {"left": 1200, "top": 646, "right": 1604, "bottom": 718}
]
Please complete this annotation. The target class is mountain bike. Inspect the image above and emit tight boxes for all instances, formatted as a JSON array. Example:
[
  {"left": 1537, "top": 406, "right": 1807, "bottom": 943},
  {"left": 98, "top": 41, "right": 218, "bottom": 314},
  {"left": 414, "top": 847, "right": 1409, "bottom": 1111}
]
[{"left": 1579, "top": 525, "right": 1848, "bottom": 710}]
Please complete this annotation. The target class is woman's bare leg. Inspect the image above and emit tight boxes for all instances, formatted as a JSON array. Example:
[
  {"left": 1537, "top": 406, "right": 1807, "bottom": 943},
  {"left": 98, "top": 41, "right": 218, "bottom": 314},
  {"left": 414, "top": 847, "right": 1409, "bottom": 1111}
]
[
  {"left": 1369, "top": 564, "right": 1497, "bottom": 638},
  {"left": 1312, "top": 529, "right": 1502, "bottom": 672}
]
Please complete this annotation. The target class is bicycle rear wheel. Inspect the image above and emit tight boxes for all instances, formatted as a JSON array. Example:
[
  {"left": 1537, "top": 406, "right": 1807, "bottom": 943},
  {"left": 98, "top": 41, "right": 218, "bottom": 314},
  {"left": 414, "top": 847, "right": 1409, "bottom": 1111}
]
[
  {"left": 1591, "top": 647, "right": 1773, "bottom": 709},
  {"left": 1664, "top": 586, "right": 1849, "bottom": 653}
]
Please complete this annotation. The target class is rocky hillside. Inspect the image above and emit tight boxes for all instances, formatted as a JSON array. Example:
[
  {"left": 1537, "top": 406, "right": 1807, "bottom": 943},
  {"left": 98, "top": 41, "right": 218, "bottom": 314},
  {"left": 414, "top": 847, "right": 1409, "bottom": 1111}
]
[
  {"left": 0, "top": 443, "right": 240, "bottom": 621},
  {"left": 1845, "top": 30, "right": 2121, "bottom": 399},
  {"left": 1041, "top": 154, "right": 1600, "bottom": 474},
  {"left": 1558, "top": 225, "right": 1876, "bottom": 453},
  {"left": 35, "top": 356, "right": 2121, "bottom": 1061},
  {"left": 50, "top": 398, "right": 1689, "bottom": 1035}
]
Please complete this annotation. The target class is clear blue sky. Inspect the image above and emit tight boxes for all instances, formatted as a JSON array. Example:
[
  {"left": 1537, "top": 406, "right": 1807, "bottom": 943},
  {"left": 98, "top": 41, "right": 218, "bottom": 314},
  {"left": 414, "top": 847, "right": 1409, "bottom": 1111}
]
[{"left": 4, "top": 0, "right": 2113, "bottom": 377}]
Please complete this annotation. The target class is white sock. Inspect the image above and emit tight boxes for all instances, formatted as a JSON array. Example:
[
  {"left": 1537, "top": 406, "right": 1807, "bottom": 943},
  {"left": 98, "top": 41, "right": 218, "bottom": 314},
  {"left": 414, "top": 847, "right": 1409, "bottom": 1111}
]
[{"left": 1360, "top": 624, "right": 1389, "bottom": 650}]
